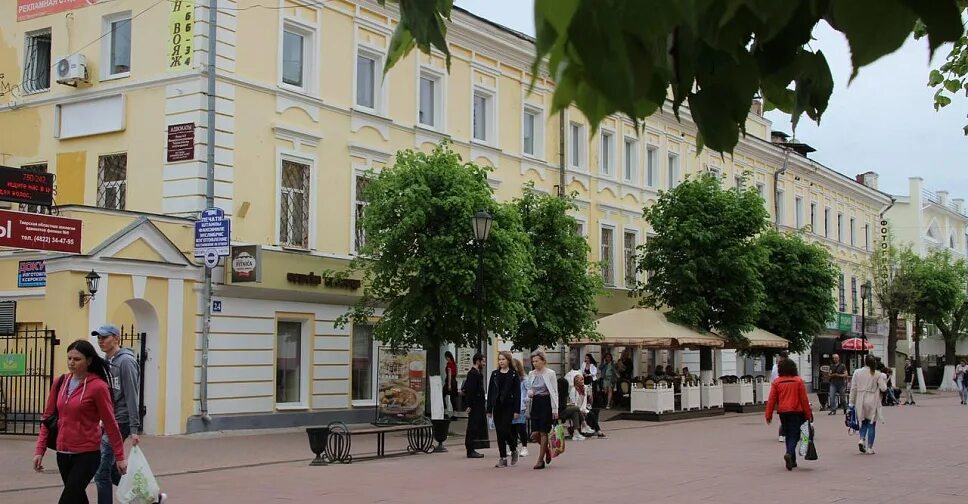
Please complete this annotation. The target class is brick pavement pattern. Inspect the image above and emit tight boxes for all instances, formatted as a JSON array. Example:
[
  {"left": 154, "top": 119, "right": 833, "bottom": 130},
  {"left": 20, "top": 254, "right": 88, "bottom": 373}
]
[{"left": 2, "top": 392, "right": 966, "bottom": 504}]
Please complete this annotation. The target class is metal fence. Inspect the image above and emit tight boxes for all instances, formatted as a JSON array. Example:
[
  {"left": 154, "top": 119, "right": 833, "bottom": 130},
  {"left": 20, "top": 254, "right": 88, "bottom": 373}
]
[{"left": 0, "top": 327, "right": 58, "bottom": 436}]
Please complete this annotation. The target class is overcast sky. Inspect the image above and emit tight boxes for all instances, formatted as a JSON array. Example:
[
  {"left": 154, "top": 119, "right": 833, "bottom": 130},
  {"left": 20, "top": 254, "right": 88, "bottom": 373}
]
[{"left": 455, "top": 0, "right": 968, "bottom": 200}]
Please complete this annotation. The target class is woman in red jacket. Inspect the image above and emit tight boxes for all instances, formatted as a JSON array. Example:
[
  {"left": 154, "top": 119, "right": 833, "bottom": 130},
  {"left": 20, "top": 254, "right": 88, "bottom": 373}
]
[
  {"left": 765, "top": 358, "right": 813, "bottom": 471},
  {"left": 34, "top": 339, "right": 126, "bottom": 504}
]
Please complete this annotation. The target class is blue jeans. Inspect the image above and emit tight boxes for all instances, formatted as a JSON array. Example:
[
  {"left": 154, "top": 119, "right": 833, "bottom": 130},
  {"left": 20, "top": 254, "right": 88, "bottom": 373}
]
[
  {"left": 779, "top": 412, "right": 805, "bottom": 458},
  {"left": 859, "top": 420, "right": 876, "bottom": 448},
  {"left": 95, "top": 422, "right": 130, "bottom": 504},
  {"left": 828, "top": 382, "right": 845, "bottom": 411}
]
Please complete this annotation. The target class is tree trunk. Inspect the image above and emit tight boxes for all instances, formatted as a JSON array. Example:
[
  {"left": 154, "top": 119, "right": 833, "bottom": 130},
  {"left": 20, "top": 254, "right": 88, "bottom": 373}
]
[
  {"left": 699, "top": 348, "right": 713, "bottom": 383},
  {"left": 938, "top": 334, "right": 958, "bottom": 392},
  {"left": 913, "top": 317, "right": 926, "bottom": 393},
  {"left": 886, "top": 311, "right": 899, "bottom": 368}
]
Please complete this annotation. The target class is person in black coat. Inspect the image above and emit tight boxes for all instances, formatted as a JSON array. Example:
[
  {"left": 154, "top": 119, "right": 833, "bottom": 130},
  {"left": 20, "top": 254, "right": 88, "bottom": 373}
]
[
  {"left": 487, "top": 351, "right": 521, "bottom": 467},
  {"left": 462, "top": 353, "right": 488, "bottom": 458}
]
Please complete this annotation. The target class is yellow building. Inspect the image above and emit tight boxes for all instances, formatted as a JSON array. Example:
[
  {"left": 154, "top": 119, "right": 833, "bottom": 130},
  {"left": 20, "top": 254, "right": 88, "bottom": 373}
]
[{"left": 1, "top": 0, "right": 890, "bottom": 433}]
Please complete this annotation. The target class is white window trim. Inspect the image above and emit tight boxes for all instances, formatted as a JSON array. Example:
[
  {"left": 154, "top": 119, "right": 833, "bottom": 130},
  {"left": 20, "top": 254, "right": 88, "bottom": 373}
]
[
  {"left": 22, "top": 29, "right": 52, "bottom": 95},
  {"left": 278, "top": 16, "right": 319, "bottom": 95},
  {"left": 850, "top": 217, "right": 856, "bottom": 247},
  {"left": 416, "top": 66, "right": 445, "bottom": 131},
  {"left": 645, "top": 145, "right": 658, "bottom": 188},
  {"left": 600, "top": 224, "right": 617, "bottom": 287},
  {"left": 522, "top": 105, "right": 545, "bottom": 160},
  {"left": 101, "top": 11, "right": 132, "bottom": 81},
  {"left": 667, "top": 152, "right": 680, "bottom": 189},
  {"left": 600, "top": 130, "right": 616, "bottom": 177},
  {"left": 569, "top": 121, "right": 587, "bottom": 170},
  {"left": 471, "top": 85, "right": 497, "bottom": 146},
  {"left": 623, "top": 136, "right": 638, "bottom": 183},
  {"left": 355, "top": 45, "right": 388, "bottom": 115},
  {"left": 351, "top": 324, "right": 379, "bottom": 407},
  {"left": 274, "top": 318, "right": 311, "bottom": 410},
  {"left": 622, "top": 228, "right": 639, "bottom": 289},
  {"left": 776, "top": 189, "right": 785, "bottom": 225},
  {"left": 275, "top": 149, "right": 318, "bottom": 251},
  {"left": 824, "top": 207, "right": 831, "bottom": 238},
  {"left": 837, "top": 212, "right": 844, "bottom": 242}
]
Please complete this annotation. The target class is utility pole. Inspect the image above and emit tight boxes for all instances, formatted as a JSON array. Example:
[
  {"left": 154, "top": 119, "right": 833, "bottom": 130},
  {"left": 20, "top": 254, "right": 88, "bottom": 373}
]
[{"left": 199, "top": 0, "right": 217, "bottom": 424}]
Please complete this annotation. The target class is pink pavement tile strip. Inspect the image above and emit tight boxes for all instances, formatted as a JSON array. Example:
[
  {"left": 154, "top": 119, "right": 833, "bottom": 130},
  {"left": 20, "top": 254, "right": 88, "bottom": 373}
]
[{"left": 2, "top": 393, "right": 967, "bottom": 504}]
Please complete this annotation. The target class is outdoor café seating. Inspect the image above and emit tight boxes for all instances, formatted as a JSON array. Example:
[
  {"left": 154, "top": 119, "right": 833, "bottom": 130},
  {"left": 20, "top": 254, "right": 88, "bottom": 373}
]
[
  {"left": 722, "top": 375, "right": 754, "bottom": 406},
  {"left": 753, "top": 375, "right": 771, "bottom": 404}
]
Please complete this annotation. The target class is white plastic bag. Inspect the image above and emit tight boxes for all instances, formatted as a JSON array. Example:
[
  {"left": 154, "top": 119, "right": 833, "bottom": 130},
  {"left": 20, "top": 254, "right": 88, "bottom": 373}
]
[
  {"left": 117, "top": 446, "right": 161, "bottom": 504},
  {"left": 797, "top": 421, "right": 810, "bottom": 456}
]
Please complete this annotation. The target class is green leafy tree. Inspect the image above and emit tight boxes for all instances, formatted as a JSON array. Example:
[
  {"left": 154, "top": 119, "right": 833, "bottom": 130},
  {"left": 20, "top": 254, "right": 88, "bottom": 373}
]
[
  {"left": 755, "top": 230, "right": 838, "bottom": 354},
  {"left": 916, "top": 0, "right": 968, "bottom": 135},
  {"left": 869, "top": 234, "right": 920, "bottom": 367},
  {"left": 335, "top": 144, "right": 534, "bottom": 357},
  {"left": 633, "top": 173, "right": 769, "bottom": 343},
  {"left": 379, "top": 0, "right": 965, "bottom": 152},
  {"left": 512, "top": 185, "right": 604, "bottom": 350},
  {"left": 910, "top": 250, "right": 968, "bottom": 388}
]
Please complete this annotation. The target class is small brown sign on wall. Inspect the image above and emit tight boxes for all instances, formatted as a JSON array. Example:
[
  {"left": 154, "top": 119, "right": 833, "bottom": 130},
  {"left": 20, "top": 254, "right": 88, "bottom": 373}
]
[
  {"left": 166, "top": 123, "right": 195, "bottom": 163},
  {"left": 229, "top": 245, "right": 261, "bottom": 283}
]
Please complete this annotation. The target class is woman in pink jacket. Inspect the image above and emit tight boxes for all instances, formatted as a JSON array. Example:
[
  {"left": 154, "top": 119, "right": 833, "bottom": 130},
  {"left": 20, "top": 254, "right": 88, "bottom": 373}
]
[{"left": 34, "top": 340, "right": 126, "bottom": 504}]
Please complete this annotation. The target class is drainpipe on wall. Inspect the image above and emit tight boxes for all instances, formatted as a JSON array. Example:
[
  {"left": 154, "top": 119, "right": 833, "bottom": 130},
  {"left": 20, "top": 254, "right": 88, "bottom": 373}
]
[
  {"left": 773, "top": 147, "right": 790, "bottom": 231},
  {"left": 199, "top": 0, "right": 218, "bottom": 424},
  {"left": 558, "top": 110, "right": 566, "bottom": 198}
]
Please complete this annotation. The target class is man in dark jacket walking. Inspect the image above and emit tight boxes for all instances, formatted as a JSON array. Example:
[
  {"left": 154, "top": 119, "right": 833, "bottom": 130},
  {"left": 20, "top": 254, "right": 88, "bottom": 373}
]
[{"left": 462, "top": 353, "right": 488, "bottom": 458}]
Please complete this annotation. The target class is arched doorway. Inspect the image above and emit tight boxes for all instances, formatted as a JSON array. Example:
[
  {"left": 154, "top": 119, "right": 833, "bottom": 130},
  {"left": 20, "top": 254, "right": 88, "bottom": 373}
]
[{"left": 115, "top": 299, "right": 161, "bottom": 435}]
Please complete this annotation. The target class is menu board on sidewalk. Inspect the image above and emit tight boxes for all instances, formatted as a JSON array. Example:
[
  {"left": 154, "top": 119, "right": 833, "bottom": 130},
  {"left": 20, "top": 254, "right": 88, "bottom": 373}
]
[{"left": 376, "top": 347, "right": 426, "bottom": 425}]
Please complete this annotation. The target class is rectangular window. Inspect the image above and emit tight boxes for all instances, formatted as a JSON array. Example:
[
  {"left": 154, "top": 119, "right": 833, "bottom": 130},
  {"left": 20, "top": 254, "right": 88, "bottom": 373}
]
[
  {"left": 776, "top": 189, "right": 785, "bottom": 225},
  {"left": 356, "top": 53, "right": 377, "bottom": 109},
  {"left": 865, "top": 224, "right": 870, "bottom": 251},
  {"left": 795, "top": 196, "right": 804, "bottom": 229},
  {"left": 756, "top": 183, "right": 765, "bottom": 199},
  {"left": 354, "top": 175, "right": 369, "bottom": 253},
  {"left": 623, "top": 138, "right": 637, "bottom": 182},
  {"left": 351, "top": 324, "right": 374, "bottom": 401},
  {"left": 418, "top": 76, "right": 437, "bottom": 127},
  {"left": 839, "top": 274, "right": 846, "bottom": 312},
  {"left": 600, "top": 131, "right": 614, "bottom": 176},
  {"left": 850, "top": 218, "right": 856, "bottom": 247},
  {"left": 276, "top": 321, "right": 303, "bottom": 404},
  {"left": 282, "top": 28, "right": 305, "bottom": 88},
  {"left": 851, "top": 276, "right": 858, "bottom": 314},
  {"left": 97, "top": 154, "right": 127, "bottom": 210},
  {"left": 624, "top": 231, "right": 637, "bottom": 288},
  {"left": 824, "top": 208, "right": 831, "bottom": 238},
  {"left": 810, "top": 203, "right": 817, "bottom": 233},
  {"left": 20, "top": 164, "right": 48, "bottom": 214},
  {"left": 280, "top": 159, "right": 311, "bottom": 249},
  {"left": 576, "top": 220, "right": 585, "bottom": 238},
  {"left": 104, "top": 13, "right": 131, "bottom": 78},
  {"left": 837, "top": 213, "right": 844, "bottom": 242},
  {"left": 734, "top": 175, "right": 744, "bottom": 190},
  {"left": 472, "top": 90, "right": 493, "bottom": 142},
  {"left": 570, "top": 122, "right": 584, "bottom": 168},
  {"left": 646, "top": 146, "right": 658, "bottom": 187},
  {"left": 667, "top": 153, "right": 679, "bottom": 189},
  {"left": 601, "top": 227, "right": 614, "bottom": 286},
  {"left": 23, "top": 30, "right": 52, "bottom": 94},
  {"left": 522, "top": 109, "right": 538, "bottom": 156}
]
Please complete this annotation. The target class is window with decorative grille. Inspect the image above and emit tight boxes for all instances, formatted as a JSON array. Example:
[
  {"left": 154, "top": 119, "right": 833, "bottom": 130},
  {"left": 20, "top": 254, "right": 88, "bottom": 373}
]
[
  {"left": 19, "top": 164, "right": 48, "bottom": 214},
  {"left": 97, "top": 154, "right": 127, "bottom": 210},
  {"left": 22, "top": 31, "right": 51, "bottom": 94},
  {"left": 624, "top": 231, "right": 636, "bottom": 288},
  {"left": 354, "top": 175, "right": 369, "bottom": 253},
  {"left": 280, "top": 159, "right": 310, "bottom": 248}
]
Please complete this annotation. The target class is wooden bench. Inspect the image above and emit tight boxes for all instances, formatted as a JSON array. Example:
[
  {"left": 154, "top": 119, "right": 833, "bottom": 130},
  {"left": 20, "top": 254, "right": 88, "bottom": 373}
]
[{"left": 306, "top": 421, "right": 435, "bottom": 465}]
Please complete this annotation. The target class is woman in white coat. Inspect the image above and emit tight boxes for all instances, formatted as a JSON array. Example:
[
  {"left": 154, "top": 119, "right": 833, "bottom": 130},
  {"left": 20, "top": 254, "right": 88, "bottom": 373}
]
[
  {"left": 849, "top": 355, "right": 888, "bottom": 454},
  {"left": 527, "top": 350, "right": 559, "bottom": 470}
]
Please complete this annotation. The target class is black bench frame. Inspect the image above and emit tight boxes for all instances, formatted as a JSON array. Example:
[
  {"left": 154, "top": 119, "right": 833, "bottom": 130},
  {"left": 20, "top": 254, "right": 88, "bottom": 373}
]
[{"left": 307, "top": 421, "right": 435, "bottom": 465}]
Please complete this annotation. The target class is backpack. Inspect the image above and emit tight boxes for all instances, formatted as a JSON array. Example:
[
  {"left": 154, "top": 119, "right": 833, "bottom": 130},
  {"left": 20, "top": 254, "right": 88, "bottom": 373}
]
[{"left": 844, "top": 405, "right": 859, "bottom": 434}]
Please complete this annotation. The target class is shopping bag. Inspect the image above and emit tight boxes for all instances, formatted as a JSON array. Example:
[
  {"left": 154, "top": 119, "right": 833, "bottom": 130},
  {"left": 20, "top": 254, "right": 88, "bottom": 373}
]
[
  {"left": 805, "top": 423, "right": 818, "bottom": 461},
  {"left": 797, "top": 421, "right": 810, "bottom": 456},
  {"left": 116, "top": 446, "right": 161, "bottom": 504},
  {"left": 549, "top": 423, "right": 567, "bottom": 458}
]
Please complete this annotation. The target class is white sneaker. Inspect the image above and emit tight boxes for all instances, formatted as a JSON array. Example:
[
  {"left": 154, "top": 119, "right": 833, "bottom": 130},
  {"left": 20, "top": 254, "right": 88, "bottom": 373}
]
[
  {"left": 519, "top": 447, "right": 529, "bottom": 457},
  {"left": 157, "top": 493, "right": 168, "bottom": 504},
  {"left": 867, "top": 448, "right": 876, "bottom": 455},
  {"left": 777, "top": 436, "right": 785, "bottom": 443},
  {"left": 573, "top": 433, "right": 586, "bottom": 441}
]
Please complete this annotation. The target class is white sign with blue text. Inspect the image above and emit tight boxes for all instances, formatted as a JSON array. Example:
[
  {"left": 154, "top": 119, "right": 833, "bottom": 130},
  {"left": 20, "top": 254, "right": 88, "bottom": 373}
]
[{"left": 194, "top": 207, "right": 231, "bottom": 268}]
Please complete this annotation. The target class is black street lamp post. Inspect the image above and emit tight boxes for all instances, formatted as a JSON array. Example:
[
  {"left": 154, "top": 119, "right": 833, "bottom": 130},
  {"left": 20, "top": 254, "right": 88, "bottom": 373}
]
[
  {"left": 471, "top": 210, "right": 493, "bottom": 357},
  {"left": 860, "top": 280, "right": 871, "bottom": 364}
]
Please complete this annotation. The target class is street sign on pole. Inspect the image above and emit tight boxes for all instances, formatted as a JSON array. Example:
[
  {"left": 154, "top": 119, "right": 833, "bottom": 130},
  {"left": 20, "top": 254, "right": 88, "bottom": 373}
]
[{"left": 194, "top": 207, "right": 231, "bottom": 268}]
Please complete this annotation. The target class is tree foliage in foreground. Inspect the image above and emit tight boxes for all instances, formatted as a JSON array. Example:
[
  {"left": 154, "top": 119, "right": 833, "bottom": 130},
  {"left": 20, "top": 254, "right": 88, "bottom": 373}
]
[
  {"left": 512, "top": 185, "right": 604, "bottom": 350},
  {"left": 378, "top": 0, "right": 965, "bottom": 152},
  {"left": 336, "top": 144, "right": 533, "bottom": 350},
  {"left": 634, "top": 174, "right": 769, "bottom": 342},
  {"left": 755, "top": 230, "right": 838, "bottom": 354},
  {"left": 916, "top": 0, "right": 968, "bottom": 135},
  {"left": 869, "top": 233, "right": 920, "bottom": 367}
]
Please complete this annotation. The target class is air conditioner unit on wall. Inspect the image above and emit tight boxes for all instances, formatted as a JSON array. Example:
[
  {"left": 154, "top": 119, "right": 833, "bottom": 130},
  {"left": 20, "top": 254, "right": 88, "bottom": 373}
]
[{"left": 55, "top": 54, "right": 88, "bottom": 86}]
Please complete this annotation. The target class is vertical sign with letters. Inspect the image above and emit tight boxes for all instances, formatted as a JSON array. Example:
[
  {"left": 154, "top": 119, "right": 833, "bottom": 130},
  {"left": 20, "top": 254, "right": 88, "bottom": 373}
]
[{"left": 168, "top": 0, "right": 194, "bottom": 71}]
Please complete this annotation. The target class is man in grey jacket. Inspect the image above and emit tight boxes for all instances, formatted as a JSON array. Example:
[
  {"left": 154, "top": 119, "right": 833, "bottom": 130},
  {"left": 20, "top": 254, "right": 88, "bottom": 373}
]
[{"left": 94, "top": 324, "right": 143, "bottom": 504}]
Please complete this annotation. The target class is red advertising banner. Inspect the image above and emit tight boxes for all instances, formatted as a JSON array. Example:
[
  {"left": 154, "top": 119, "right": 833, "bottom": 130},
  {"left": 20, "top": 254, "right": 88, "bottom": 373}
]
[
  {"left": 0, "top": 210, "right": 81, "bottom": 253},
  {"left": 17, "top": 0, "right": 97, "bottom": 22}
]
